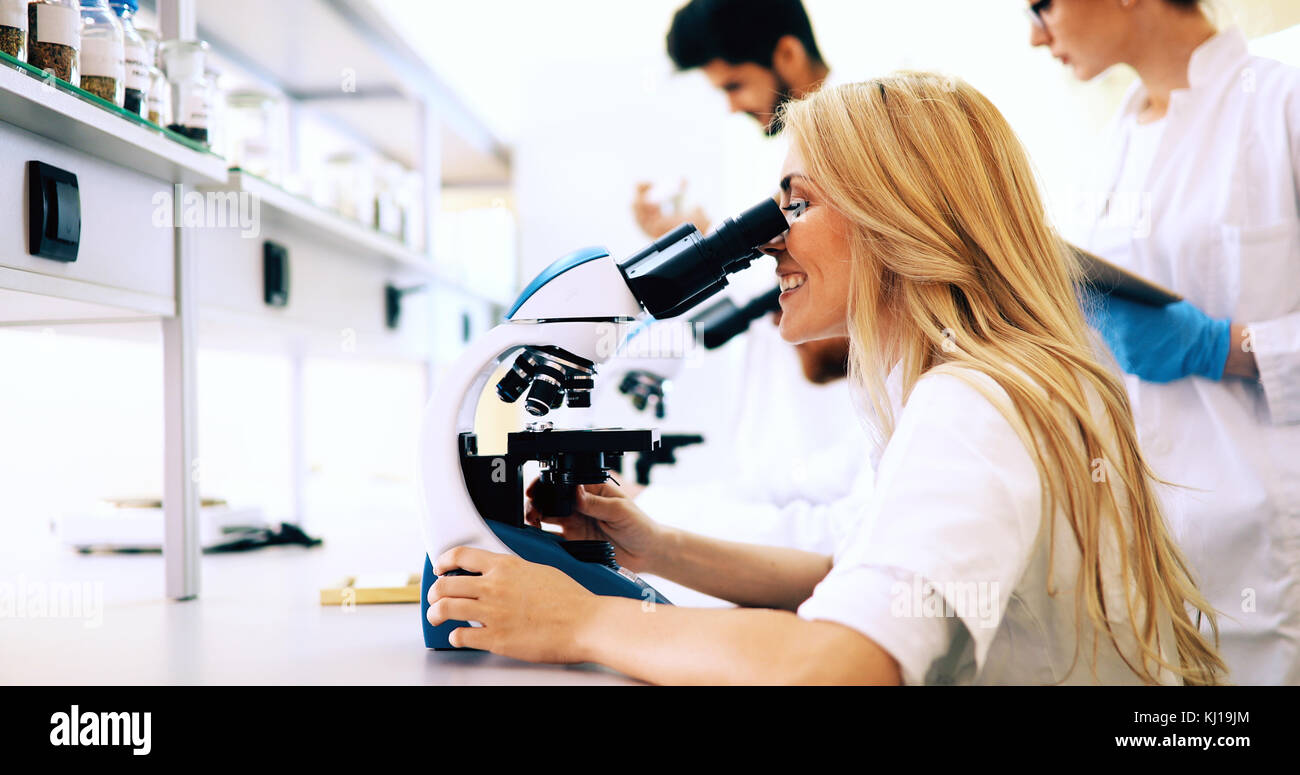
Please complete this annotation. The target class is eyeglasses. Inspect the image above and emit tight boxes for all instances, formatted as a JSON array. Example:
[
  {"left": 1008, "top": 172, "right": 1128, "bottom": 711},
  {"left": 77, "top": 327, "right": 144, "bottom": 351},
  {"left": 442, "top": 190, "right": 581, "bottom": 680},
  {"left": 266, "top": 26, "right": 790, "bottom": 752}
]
[{"left": 1026, "top": 0, "right": 1053, "bottom": 31}]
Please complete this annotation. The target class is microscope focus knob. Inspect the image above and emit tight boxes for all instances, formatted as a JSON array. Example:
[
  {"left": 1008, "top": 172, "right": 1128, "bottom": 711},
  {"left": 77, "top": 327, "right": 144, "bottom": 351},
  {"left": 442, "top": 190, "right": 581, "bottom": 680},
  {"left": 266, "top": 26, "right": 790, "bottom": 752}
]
[{"left": 561, "top": 540, "right": 619, "bottom": 570}]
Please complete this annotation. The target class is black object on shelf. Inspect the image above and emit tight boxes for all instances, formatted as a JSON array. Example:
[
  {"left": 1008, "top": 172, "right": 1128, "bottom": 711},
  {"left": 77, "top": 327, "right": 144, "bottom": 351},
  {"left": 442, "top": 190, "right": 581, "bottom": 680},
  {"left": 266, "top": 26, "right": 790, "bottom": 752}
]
[
  {"left": 167, "top": 124, "right": 209, "bottom": 145},
  {"left": 263, "top": 241, "right": 290, "bottom": 307},
  {"left": 27, "top": 161, "right": 80, "bottom": 262}
]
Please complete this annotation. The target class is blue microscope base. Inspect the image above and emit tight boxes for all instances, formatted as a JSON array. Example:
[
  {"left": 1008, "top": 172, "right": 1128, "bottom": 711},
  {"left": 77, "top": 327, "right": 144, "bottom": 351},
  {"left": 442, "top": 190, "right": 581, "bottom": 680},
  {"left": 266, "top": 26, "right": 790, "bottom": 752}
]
[{"left": 421, "top": 521, "right": 673, "bottom": 650}]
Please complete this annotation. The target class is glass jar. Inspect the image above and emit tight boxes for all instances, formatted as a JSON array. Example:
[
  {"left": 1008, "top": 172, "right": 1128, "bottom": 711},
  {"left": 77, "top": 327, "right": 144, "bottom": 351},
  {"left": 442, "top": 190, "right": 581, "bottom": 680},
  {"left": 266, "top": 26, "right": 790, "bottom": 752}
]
[
  {"left": 397, "top": 170, "right": 425, "bottom": 250},
  {"left": 27, "top": 0, "right": 80, "bottom": 84},
  {"left": 324, "top": 151, "right": 375, "bottom": 223},
  {"left": 78, "top": 0, "right": 123, "bottom": 106},
  {"left": 374, "top": 160, "right": 404, "bottom": 236},
  {"left": 146, "top": 62, "right": 167, "bottom": 124},
  {"left": 158, "top": 39, "right": 209, "bottom": 144},
  {"left": 109, "top": 0, "right": 146, "bottom": 115},
  {"left": 1, "top": 0, "right": 27, "bottom": 60},
  {"left": 203, "top": 65, "right": 223, "bottom": 155},
  {"left": 225, "top": 89, "right": 282, "bottom": 182},
  {"left": 140, "top": 27, "right": 167, "bottom": 124}
]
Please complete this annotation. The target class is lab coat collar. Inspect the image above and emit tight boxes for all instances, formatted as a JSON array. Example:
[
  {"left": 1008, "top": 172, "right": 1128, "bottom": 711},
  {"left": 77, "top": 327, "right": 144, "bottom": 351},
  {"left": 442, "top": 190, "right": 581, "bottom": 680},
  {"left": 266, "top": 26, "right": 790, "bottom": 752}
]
[
  {"left": 1118, "top": 26, "right": 1249, "bottom": 119},
  {"left": 1186, "top": 26, "right": 1249, "bottom": 88}
]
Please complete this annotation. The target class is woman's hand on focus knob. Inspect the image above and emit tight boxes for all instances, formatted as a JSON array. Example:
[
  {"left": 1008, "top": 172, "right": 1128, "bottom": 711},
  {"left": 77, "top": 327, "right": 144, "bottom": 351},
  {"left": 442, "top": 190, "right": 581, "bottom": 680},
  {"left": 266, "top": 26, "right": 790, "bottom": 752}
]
[{"left": 525, "top": 480, "right": 665, "bottom": 574}]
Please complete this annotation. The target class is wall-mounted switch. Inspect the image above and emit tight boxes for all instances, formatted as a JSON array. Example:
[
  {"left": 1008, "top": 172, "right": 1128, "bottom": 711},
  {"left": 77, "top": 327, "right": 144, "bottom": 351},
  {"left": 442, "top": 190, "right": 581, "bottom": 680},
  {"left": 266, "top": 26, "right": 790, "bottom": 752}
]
[
  {"left": 27, "top": 161, "right": 80, "bottom": 262},
  {"left": 385, "top": 283, "right": 428, "bottom": 330},
  {"left": 263, "top": 241, "right": 289, "bottom": 307}
]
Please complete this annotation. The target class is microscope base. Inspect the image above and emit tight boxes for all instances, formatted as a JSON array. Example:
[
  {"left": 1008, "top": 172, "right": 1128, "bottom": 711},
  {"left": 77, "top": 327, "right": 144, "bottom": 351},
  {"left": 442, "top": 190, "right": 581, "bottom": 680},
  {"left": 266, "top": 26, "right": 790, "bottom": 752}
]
[{"left": 421, "top": 521, "right": 673, "bottom": 650}]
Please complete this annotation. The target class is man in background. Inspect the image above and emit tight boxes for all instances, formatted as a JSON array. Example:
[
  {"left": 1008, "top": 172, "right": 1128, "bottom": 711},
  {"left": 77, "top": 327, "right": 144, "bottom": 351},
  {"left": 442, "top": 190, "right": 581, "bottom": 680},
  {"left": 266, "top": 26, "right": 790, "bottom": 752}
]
[
  {"left": 634, "top": 0, "right": 836, "bottom": 237},
  {"left": 622, "top": 0, "right": 866, "bottom": 563}
]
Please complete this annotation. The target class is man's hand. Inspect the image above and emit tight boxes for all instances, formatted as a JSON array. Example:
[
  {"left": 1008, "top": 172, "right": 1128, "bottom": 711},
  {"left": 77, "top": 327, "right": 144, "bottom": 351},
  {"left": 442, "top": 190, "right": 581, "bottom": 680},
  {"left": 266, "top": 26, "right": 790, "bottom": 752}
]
[{"left": 632, "top": 180, "right": 711, "bottom": 239}]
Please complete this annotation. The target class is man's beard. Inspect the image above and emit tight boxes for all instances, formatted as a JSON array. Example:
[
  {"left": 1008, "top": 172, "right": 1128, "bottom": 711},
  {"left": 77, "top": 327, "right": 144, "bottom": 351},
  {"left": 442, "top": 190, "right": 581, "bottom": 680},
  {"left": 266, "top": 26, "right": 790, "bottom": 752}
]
[{"left": 761, "top": 74, "right": 795, "bottom": 137}]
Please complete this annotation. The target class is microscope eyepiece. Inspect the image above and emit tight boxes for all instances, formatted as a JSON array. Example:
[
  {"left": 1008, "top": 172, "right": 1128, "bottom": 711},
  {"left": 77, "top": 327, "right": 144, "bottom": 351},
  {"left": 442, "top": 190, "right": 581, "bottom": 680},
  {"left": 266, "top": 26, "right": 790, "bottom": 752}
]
[
  {"left": 703, "top": 198, "right": 792, "bottom": 274},
  {"left": 692, "top": 286, "right": 783, "bottom": 350},
  {"left": 619, "top": 197, "right": 788, "bottom": 320}
]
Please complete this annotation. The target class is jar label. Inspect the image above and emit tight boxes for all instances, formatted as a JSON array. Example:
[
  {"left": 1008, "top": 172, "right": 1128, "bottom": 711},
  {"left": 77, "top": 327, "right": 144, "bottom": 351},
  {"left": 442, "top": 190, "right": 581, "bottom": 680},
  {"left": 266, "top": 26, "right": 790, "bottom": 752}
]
[
  {"left": 34, "top": 4, "right": 79, "bottom": 48},
  {"left": 1, "top": 0, "right": 27, "bottom": 30},
  {"left": 81, "top": 36, "right": 124, "bottom": 79},
  {"left": 124, "top": 42, "right": 149, "bottom": 90},
  {"left": 179, "top": 93, "right": 208, "bottom": 129}
]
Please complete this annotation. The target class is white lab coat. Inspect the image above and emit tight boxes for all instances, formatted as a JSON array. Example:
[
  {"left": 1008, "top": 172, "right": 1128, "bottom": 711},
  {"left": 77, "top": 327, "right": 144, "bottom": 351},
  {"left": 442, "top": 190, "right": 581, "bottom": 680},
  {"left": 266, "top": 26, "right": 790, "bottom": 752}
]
[
  {"left": 1067, "top": 28, "right": 1300, "bottom": 685},
  {"left": 798, "top": 367, "right": 1182, "bottom": 685}
]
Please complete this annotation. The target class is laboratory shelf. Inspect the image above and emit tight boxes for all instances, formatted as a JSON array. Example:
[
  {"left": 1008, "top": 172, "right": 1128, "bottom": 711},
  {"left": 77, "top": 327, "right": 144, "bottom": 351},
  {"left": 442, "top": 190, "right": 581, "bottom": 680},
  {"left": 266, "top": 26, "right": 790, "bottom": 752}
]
[
  {"left": 178, "top": 0, "right": 510, "bottom": 183},
  {"left": 0, "top": 0, "right": 511, "bottom": 604},
  {"left": 0, "top": 52, "right": 230, "bottom": 186},
  {"left": 203, "top": 170, "right": 439, "bottom": 280},
  {"left": 0, "top": 267, "right": 173, "bottom": 322}
]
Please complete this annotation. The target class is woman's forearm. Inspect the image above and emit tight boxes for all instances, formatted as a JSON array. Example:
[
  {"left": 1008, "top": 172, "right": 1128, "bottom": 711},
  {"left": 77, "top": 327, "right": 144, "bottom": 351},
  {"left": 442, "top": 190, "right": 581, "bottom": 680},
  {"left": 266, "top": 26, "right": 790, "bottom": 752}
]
[
  {"left": 576, "top": 597, "right": 900, "bottom": 685},
  {"left": 648, "top": 527, "right": 833, "bottom": 610}
]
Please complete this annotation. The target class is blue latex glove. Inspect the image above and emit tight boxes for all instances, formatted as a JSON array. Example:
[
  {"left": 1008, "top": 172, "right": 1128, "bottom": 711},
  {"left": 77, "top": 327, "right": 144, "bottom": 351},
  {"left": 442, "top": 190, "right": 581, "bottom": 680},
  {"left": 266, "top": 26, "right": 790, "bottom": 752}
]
[{"left": 1084, "top": 295, "right": 1231, "bottom": 383}]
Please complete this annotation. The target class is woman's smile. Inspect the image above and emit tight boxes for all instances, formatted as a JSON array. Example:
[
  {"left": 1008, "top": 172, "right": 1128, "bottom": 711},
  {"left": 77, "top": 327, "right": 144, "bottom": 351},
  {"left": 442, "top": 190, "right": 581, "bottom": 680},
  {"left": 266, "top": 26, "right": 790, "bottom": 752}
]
[{"left": 778, "top": 271, "right": 807, "bottom": 295}]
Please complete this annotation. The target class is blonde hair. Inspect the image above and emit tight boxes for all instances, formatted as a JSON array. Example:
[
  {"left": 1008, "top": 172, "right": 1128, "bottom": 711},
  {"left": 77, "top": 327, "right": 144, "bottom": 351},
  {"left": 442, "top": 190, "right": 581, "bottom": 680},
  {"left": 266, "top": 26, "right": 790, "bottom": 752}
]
[{"left": 780, "top": 73, "right": 1225, "bottom": 685}]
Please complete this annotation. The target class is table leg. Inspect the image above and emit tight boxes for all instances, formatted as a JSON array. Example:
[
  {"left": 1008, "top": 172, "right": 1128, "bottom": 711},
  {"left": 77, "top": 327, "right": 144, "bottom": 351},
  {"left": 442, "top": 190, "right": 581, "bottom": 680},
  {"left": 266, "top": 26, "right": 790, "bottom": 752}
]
[{"left": 162, "top": 196, "right": 200, "bottom": 601}]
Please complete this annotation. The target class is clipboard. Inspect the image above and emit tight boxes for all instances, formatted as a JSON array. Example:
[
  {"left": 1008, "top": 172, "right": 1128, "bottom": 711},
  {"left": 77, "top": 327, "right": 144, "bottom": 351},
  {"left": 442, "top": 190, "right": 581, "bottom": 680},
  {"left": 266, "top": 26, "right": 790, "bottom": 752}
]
[{"left": 1067, "top": 243, "right": 1182, "bottom": 306}]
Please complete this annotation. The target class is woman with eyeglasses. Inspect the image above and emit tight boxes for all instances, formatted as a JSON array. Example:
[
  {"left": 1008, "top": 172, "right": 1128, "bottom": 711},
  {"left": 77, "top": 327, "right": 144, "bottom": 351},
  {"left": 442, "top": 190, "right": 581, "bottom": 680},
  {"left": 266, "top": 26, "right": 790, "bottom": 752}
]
[
  {"left": 426, "top": 74, "right": 1227, "bottom": 685},
  {"left": 1028, "top": 0, "right": 1300, "bottom": 684}
]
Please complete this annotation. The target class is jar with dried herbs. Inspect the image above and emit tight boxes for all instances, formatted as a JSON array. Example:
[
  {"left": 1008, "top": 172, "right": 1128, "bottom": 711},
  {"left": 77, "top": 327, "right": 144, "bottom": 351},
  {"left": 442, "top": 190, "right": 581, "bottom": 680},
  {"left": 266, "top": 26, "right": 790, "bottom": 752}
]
[
  {"left": 109, "top": 0, "right": 146, "bottom": 115},
  {"left": 78, "top": 0, "right": 124, "bottom": 106},
  {"left": 27, "top": 0, "right": 80, "bottom": 84},
  {"left": 1, "top": 0, "right": 27, "bottom": 60}
]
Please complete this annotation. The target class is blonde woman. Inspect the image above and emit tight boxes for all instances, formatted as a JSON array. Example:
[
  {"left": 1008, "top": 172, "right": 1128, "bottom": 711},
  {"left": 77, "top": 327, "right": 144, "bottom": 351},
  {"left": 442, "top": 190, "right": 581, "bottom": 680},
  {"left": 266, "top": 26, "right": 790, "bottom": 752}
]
[{"left": 426, "top": 75, "right": 1226, "bottom": 685}]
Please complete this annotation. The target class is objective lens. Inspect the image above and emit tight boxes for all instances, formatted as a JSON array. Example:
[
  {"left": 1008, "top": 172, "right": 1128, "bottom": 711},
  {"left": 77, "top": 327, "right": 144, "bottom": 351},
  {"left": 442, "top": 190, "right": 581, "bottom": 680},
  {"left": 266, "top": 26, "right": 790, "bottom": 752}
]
[
  {"left": 525, "top": 363, "right": 566, "bottom": 416},
  {"left": 496, "top": 352, "right": 538, "bottom": 403}
]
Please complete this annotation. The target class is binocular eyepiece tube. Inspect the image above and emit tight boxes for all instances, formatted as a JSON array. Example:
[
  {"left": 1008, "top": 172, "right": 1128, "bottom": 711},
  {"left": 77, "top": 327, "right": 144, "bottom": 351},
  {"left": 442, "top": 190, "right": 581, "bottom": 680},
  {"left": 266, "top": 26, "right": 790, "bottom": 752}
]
[
  {"left": 620, "top": 197, "right": 789, "bottom": 320},
  {"left": 493, "top": 199, "right": 787, "bottom": 418}
]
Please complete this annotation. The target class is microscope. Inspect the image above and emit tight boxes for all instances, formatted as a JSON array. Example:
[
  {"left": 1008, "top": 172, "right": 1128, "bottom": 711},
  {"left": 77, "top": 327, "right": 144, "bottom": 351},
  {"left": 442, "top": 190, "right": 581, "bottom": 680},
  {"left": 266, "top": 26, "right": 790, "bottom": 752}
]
[
  {"left": 418, "top": 198, "right": 789, "bottom": 649},
  {"left": 614, "top": 286, "right": 782, "bottom": 418},
  {"left": 605, "top": 286, "right": 780, "bottom": 483}
]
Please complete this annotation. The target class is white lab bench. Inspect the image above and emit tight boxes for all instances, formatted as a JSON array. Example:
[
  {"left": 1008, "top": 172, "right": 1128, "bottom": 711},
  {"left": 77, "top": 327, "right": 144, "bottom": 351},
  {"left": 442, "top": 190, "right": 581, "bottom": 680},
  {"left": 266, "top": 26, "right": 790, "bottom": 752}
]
[
  {"left": 0, "top": 510, "right": 653, "bottom": 685},
  {"left": 0, "top": 0, "right": 511, "bottom": 606}
]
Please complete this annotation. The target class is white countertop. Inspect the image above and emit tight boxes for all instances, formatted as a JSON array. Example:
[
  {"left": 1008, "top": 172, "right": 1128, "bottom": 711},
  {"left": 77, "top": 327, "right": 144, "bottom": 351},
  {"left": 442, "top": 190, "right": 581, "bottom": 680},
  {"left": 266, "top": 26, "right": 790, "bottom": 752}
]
[{"left": 0, "top": 506, "right": 720, "bottom": 686}]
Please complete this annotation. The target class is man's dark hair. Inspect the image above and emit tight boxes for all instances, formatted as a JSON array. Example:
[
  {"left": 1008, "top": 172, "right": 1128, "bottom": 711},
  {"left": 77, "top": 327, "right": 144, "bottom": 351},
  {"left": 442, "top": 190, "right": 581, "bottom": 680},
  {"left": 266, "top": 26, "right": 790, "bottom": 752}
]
[{"left": 667, "top": 0, "right": 824, "bottom": 71}]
